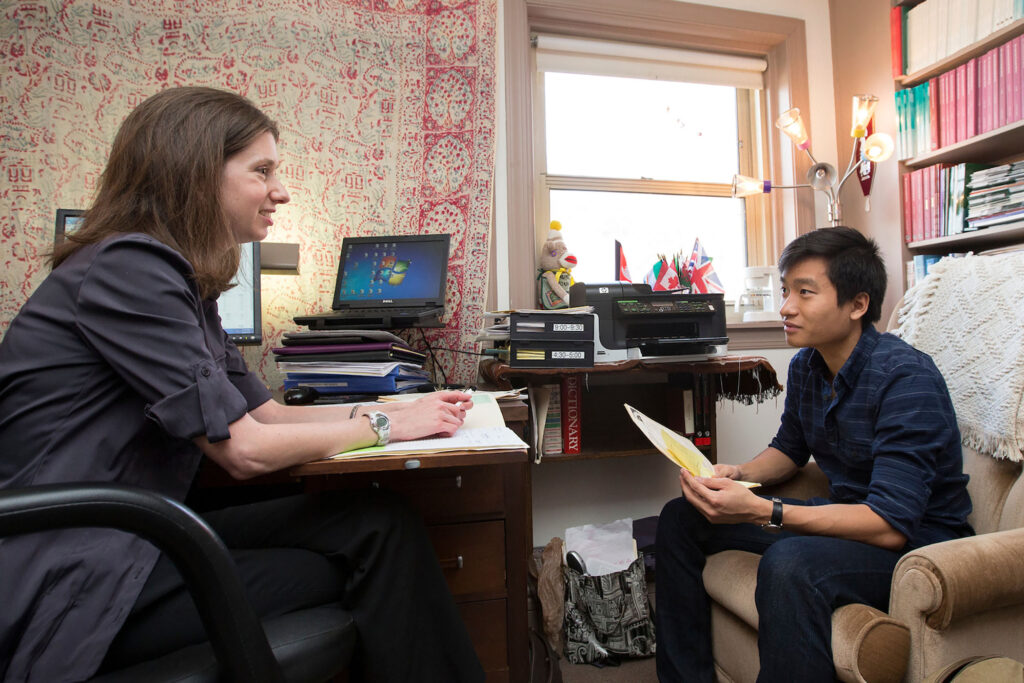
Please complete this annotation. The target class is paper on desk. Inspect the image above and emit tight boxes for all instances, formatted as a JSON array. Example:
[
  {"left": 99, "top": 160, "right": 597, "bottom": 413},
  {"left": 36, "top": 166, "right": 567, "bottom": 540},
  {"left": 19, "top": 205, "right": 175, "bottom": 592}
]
[
  {"left": 484, "top": 305, "right": 594, "bottom": 316},
  {"left": 373, "top": 393, "right": 506, "bottom": 430},
  {"left": 624, "top": 404, "right": 759, "bottom": 488},
  {"left": 565, "top": 518, "right": 638, "bottom": 576},
  {"left": 329, "top": 426, "right": 527, "bottom": 459}
]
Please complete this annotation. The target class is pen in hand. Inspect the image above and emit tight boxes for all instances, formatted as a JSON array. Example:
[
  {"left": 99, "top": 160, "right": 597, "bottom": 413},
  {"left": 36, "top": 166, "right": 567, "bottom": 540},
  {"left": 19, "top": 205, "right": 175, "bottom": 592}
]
[{"left": 455, "top": 388, "right": 474, "bottom": 408}]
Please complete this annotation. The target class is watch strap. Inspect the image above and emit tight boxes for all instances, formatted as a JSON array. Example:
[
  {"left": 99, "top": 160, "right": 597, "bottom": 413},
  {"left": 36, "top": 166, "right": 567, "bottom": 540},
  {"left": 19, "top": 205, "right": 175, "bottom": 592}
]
[{"left": 766, "top": 497, "right": 783, "bottom": 529}]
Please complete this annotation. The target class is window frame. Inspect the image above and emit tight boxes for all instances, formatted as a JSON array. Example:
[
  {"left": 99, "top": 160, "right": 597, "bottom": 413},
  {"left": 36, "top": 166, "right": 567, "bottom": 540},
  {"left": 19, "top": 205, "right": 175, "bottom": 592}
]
[
  {"left": 532, "top": 71, "right": 765, "bottom": 287},
  {"left": 503, "top": 0, "right": 814, "bottom": 348}
]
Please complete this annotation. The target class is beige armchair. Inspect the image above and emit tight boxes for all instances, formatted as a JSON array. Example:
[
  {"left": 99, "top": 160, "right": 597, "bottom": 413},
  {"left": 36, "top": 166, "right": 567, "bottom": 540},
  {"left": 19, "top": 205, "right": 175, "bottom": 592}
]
[{"left": 704, "top": 252, "right": 1024, "bottom": 682}]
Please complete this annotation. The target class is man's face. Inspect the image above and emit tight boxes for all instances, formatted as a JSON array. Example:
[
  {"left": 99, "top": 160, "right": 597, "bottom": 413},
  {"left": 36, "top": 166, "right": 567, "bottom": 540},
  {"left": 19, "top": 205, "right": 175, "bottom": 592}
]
[{"left": 779, "top": 256, "right": 864, "bottom": 353}]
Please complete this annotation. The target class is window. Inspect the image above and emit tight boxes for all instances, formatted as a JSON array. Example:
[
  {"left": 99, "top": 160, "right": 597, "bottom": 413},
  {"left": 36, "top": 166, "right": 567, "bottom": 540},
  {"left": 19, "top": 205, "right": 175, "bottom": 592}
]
[
  {"left": 503, "top": 0, "right": 814, "bottom": 320},
  {"left": 533, "top": 36, "right": 768, "bottom": 297}
]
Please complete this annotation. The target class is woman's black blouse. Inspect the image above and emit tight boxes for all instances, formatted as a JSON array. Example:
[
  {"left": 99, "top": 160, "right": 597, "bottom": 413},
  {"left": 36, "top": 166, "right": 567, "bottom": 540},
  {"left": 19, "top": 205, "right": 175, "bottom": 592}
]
[{"left": 0, "top": 234, "right": 271, "bottom": 681}]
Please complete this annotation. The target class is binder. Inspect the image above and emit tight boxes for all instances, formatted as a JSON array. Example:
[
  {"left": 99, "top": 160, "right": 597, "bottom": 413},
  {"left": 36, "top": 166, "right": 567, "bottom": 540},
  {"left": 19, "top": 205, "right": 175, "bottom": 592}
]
[
  {"left": 273, "top": 346, "right": 426, "bottom": 364},
  {"left": 283, "top": 373, "right": 430, "bottom": 394}
]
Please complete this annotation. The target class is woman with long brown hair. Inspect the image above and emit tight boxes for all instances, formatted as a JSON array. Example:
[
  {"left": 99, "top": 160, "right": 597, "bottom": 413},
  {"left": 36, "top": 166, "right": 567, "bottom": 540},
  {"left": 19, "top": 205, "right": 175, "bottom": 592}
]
[{"left": 0, "top": 86, "right": 482, "bottom": 682}]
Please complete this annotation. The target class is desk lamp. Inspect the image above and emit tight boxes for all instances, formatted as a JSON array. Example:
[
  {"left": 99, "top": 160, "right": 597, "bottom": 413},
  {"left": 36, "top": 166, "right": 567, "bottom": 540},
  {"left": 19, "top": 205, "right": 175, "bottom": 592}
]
[{"left": 732, "top": 94, "right": 895, "bottom": 226}]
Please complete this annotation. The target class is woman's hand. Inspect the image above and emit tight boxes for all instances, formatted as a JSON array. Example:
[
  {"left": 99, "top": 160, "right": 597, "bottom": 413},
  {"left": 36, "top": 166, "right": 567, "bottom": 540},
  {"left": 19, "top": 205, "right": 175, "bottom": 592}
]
[
  {"left": 679, "top": 469, "right": 769, "bottom": 525},
  {"left": 387, "top": 390, "right": 474, "bottom": 442}
]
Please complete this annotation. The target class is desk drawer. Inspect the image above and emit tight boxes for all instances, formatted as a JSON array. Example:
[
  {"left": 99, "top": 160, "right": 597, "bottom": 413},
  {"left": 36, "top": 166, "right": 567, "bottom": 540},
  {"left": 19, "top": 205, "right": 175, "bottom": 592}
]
[
  {"left": 348, "top": 467, "right": 505, "bottom": 523},
  {"left": 428, "top": 520, "right": 506, "bottom": 599}
]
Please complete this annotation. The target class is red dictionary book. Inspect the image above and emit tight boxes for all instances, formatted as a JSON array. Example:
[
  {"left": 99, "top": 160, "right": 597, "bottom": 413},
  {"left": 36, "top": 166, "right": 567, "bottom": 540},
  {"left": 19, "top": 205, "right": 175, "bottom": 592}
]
[
  {"left": 965, "top": 58, "right": 977, "bottom": 139},
  {"left": 560, "top": 375, "right": 582, "bottom": 455},
  {"left": 890, "top": 5, "right": 905, "bottom": 78},
  {"left": 929, "top": 76, "right": 940, "bottom": 151},
  {"left": 902, "top": 173, "right": 914, "bottom": 244}
]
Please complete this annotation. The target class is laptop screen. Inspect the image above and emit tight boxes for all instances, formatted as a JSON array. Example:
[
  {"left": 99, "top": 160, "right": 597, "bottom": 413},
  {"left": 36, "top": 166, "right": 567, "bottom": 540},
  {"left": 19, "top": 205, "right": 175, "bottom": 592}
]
[{"left": 331, "top": 234, "right": 450, "bottom": 308}]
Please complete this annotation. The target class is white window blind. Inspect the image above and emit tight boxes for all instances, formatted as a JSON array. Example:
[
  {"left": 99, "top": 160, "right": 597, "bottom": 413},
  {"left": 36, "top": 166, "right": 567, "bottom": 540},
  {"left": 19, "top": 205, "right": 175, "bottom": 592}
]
[{"left": 534, "top": 35, "right": 767, "bottom": 90}]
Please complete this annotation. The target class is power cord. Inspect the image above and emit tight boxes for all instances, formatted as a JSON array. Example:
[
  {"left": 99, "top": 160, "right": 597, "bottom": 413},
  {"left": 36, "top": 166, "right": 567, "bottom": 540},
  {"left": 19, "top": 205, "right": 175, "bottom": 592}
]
[{"left": 416, "top": 327, "right": 448, "bottom": 387}]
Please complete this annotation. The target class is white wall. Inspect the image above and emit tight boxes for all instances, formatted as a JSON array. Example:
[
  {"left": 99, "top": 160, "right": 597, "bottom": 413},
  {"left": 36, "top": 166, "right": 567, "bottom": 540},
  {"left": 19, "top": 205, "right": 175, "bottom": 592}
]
[{"left": 493, "top": 0, "right": 833, "bottom": 544}]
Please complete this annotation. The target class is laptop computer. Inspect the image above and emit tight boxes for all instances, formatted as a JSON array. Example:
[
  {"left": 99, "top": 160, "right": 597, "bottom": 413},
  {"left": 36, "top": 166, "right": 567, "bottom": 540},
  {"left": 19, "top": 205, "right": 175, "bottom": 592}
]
[{"left": 294, "top": 233, "right": 450, "bottom": 330}]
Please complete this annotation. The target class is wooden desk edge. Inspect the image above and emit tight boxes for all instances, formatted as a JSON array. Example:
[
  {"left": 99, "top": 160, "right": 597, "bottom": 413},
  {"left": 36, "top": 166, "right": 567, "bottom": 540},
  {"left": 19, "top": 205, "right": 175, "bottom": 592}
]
[{"left": 289, "top": 447, "right": 528, "bottom": 476}]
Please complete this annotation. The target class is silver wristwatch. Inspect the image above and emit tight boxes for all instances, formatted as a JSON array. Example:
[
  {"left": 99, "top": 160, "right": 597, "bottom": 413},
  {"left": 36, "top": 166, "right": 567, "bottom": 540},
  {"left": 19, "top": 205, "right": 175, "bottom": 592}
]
[{"left": 364, "top": 410, "right": 391, "bottom": 446}]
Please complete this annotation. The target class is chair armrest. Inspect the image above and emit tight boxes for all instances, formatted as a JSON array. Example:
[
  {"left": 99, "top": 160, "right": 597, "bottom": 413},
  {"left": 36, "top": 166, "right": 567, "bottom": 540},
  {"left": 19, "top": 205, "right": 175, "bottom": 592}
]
[
  {"left": 891, "top": 527, "right": 1024, "bottom": 631},
  {"left": 760, "top": 461, "right": 830, "bottom": 500},
  {"left": 0, "top": 484, "right": 285, "bottom": 683},
  {"left": 831, "top": 603, "right": 909, "bottom": 683}
]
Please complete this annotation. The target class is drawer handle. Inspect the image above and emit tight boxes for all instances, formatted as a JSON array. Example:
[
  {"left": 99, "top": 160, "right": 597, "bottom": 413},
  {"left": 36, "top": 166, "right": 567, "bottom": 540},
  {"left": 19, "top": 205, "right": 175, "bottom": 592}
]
[{"left": 439, "top": 554, "right": 464, "bottom": 570}]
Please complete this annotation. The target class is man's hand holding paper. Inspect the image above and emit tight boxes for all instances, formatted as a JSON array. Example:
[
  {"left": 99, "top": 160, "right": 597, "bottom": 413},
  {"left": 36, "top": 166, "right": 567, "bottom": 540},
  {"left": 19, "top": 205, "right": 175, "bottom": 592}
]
[
  {"left": 624, "top": 404, "right": 759, "bottom": 488},
  {"left": 679, "top": 468, "right": 772, "bottom": 525}
]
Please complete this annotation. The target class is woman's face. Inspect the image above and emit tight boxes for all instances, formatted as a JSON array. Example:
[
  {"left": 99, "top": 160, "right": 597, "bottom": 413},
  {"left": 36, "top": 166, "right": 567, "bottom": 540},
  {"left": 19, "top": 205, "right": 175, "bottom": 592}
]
[{"left": 219, "top": 131, "right": 290, "bottom": 244}]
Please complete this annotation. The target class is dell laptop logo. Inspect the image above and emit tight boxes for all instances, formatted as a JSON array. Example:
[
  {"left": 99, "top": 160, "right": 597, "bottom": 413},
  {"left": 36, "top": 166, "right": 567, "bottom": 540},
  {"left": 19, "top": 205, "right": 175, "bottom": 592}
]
[{"left": 381, "top": 299, "right": 395, "bottom": 303}]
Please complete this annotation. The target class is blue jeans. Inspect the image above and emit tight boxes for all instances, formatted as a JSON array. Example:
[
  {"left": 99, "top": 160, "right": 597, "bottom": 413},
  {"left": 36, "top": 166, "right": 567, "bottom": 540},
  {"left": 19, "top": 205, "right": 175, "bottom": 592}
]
[{"left": 655, "top": 495, "right": 902, "bottom": 683}]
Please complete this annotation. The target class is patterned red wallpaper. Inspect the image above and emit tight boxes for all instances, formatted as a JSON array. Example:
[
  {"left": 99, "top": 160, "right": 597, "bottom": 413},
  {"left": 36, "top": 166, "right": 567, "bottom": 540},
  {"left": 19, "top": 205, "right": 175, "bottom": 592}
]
[{"left": 1, "top": 0, "right": 496, "bottom": 388}]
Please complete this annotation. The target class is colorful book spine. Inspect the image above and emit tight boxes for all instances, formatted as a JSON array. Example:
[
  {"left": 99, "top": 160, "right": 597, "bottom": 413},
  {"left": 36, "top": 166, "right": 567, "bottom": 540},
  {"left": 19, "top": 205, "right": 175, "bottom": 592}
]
[
  {"left": 891, "top": 5, "right": 905, "bottom": 78},
  {"left": 542, "top": 388, "right": 563, "bottom": 456}
]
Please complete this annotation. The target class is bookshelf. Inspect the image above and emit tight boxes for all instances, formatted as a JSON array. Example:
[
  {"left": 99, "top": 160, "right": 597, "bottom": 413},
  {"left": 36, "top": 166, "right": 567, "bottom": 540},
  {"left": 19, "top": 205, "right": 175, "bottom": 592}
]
[
  {"left": 903, "top": 119, "right": 1024, "bottom": 167},
  {"left": 892, "top": 0, "right": 1024, "bottom": 263},
  {"left": 897, "top": 18, "right": 1024, "bottom": 87}
]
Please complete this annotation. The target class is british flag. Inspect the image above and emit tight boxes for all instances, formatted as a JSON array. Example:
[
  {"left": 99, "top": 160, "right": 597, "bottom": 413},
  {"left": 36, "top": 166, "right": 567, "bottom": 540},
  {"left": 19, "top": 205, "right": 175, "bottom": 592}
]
[{"left": 685, "top": 238, "right": 725, "bottom": 294}]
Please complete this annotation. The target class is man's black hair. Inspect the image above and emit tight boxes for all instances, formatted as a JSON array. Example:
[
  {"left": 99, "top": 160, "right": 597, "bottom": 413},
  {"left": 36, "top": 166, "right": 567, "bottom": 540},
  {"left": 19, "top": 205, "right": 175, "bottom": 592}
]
[{"left": 778, "top": 226, "right": 887, "bottom": 329}]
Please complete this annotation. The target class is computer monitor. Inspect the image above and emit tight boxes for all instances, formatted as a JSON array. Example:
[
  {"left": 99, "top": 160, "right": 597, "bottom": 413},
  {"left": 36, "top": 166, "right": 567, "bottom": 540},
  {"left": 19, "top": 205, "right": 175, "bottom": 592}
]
[
  {"left": 219, "top": 242, "right": 262, "bottom": 345},
  {"left": 54, "top": 208, "right": 84, "bottom": 243}
]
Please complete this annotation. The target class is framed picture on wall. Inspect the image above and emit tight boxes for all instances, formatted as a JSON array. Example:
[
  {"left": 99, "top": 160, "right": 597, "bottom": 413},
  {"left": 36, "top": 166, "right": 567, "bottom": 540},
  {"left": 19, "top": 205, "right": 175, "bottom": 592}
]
[{"left": 54, "top": 208, "right": 84, "bottom": 244}]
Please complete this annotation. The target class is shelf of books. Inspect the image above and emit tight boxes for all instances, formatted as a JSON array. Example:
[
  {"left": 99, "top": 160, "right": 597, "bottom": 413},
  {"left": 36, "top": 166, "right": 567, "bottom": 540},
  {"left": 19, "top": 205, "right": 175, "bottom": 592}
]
[{"left": 892, "top": 0, "right": 1024, "bottom": 286}]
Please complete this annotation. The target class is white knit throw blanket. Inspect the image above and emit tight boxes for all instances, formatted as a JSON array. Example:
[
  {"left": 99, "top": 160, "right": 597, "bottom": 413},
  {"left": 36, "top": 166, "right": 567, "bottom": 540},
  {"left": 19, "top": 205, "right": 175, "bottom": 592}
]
[{"left": 895, "top": 252, "right": 1024, "bottom": 462}]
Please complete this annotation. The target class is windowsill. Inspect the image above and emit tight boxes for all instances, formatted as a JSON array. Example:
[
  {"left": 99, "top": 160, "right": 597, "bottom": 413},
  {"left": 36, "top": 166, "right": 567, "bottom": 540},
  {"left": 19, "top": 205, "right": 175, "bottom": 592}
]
[{"left": 726, "top": 320, "right": 788, "bottom": 350}]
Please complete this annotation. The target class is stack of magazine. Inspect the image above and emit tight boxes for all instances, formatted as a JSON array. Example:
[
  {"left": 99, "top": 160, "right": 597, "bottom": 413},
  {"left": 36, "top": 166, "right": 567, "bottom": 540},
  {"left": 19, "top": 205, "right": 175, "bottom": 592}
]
[
  {"left": 965, "top": 161, "right": 1024, "bottom": 233},
  {"left": 274, "top": 330, "right": 430, "bottom": 400}
]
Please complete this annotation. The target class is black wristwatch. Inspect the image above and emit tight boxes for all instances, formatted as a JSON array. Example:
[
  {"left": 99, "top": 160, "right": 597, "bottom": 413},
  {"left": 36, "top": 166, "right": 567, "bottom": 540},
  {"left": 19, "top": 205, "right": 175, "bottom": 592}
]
[{"left": 762, "top": 497, "right": 784, "bottom": 530}]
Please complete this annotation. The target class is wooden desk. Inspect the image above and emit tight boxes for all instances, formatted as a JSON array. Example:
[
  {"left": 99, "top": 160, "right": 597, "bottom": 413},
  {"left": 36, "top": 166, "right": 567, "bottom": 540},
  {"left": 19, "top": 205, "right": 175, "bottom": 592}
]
[{"left": 288, "top": 412, "right": 530, "bottom": 683}]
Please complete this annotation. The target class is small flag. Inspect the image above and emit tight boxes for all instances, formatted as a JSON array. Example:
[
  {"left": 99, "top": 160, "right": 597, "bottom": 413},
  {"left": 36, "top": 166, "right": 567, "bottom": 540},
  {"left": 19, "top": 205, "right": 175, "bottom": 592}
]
[
  {"left": 614, "top": 240, "right": 632, "bottom": 282},
  {"left": 643, "top": 261, "right": 660, "bottom": 289},
  {"left": 657, "top": 259, "right": 681, "bottom": 291},
  {"left": 686, "top": 238, "right": 726, "bottom": 294}
]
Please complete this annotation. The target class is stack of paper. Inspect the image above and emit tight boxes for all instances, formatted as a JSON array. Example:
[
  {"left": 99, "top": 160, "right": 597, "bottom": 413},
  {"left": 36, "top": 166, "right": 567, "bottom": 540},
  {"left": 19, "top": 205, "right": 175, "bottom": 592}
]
[{"left": 275, "top": 330, "right": 431, "bottom": 396}]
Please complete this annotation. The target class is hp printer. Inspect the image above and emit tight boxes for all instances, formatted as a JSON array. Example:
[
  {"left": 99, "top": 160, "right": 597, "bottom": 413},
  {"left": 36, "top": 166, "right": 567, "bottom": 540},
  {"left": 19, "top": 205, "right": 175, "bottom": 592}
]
[{"left": 569, "top": 282, "right": 728, "bottom": 362}]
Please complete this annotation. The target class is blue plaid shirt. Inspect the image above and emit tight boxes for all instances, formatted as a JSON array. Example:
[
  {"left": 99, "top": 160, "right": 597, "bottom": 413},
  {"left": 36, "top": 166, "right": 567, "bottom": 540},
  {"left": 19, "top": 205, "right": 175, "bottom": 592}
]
[{"left": 770, "top": 326, "right": 973, "bottom": 549}]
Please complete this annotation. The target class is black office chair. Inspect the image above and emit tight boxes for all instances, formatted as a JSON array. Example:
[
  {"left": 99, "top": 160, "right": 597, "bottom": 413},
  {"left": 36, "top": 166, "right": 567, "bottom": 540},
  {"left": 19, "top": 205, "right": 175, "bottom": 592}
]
[{"left": 0, "top": 484, "right": 357, "bottom": 683}]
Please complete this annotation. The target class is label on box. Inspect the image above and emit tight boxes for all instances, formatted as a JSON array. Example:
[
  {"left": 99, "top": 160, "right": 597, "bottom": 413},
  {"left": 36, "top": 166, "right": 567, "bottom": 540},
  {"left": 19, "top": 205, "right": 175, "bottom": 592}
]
[
  {"left": 552, "top": 350, "right": 586, "bottom": 360},
  {"left": 553, "top": 323, "right": 585, "bottom": 332}
]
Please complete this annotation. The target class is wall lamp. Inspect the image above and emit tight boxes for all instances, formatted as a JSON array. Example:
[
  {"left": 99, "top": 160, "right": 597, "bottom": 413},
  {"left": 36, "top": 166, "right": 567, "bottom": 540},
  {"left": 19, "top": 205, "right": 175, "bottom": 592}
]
[{"left": 732, "top": 94, "right": 895, "bottom": 226}]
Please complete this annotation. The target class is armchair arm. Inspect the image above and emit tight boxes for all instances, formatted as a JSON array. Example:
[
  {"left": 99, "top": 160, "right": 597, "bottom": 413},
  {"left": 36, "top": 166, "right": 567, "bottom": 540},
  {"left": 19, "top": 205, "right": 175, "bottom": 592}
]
[
  {"left": 0, "top": 484, "right": 285, "bottom": 683},
  {"left": 891, "top": 527, "right": 1024, "bottom": 631}
]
